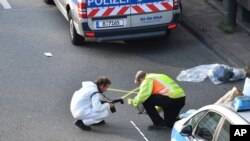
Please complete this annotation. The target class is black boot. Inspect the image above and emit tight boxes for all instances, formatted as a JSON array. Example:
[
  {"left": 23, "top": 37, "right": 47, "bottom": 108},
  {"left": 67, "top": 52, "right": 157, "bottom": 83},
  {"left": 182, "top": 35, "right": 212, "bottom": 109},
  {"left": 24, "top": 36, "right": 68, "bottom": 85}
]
[
  {"left": 74, "top": 120, "right": 91, "bottom": 131},
  {"left": 147, "top": 123, "right": 168, "bottom": 131}
]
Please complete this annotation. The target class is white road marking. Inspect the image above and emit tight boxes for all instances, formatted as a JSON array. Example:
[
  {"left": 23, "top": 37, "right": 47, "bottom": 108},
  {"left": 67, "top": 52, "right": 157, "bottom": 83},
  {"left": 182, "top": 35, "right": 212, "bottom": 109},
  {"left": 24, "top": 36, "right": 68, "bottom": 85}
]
[
  {"left": 130, "top": 121, "right": 149, "bottom": 141},
  {"left": 0, "top": 0, "right": 12, "bottom": 9}
]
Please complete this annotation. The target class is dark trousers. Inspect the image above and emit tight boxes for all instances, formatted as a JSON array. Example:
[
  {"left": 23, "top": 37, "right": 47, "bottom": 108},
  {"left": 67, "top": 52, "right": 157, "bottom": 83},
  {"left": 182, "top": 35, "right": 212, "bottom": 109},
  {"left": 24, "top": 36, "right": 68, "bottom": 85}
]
[{"left": 143, "top": 94, "right": 185, "bottom": 127}]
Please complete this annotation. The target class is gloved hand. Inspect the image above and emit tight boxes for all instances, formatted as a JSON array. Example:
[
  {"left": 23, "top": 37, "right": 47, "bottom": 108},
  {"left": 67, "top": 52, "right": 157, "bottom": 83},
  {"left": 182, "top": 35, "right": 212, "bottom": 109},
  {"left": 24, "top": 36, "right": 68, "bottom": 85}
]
[{"left": 127, "top": 98, "right": 133, "bottom": 105}]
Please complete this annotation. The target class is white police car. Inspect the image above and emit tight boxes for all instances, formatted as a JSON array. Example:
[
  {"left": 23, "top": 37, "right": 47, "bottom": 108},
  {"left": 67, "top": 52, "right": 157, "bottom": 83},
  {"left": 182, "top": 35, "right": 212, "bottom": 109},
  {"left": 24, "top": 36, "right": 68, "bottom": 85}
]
[
  {"left": 44, "top": 0, "right": 182, "bottom": 45},
  {"left": 171, "top": 102, "right": 250, "bottom": 141}
]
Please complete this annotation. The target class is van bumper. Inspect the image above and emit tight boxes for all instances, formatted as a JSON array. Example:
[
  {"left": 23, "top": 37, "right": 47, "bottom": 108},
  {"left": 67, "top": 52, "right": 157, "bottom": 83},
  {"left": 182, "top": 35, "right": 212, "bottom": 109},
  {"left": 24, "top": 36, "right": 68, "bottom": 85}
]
[
  {"left": 82, "top": 14, "right": 180, "bottom": 41},
  {"left": 83, "top": 23, "right": 175, "bottom": 41}
]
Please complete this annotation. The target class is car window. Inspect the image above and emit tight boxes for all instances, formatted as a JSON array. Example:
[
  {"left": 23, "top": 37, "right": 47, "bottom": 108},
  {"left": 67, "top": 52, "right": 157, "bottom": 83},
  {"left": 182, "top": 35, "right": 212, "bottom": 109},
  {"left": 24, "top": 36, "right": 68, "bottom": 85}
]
[
  {"left": 216, "top": 120, "right": 230, "bottom": 141},
  {"left": 194, "top": 112, "right": 222, "bottom": 141},
  {"left": 185, "top": 111, "right": 207, "bottom": 128}
]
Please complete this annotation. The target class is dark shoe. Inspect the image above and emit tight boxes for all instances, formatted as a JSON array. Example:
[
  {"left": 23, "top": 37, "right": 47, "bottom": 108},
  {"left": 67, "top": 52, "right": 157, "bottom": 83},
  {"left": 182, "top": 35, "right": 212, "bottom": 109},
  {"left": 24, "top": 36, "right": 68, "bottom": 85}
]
[
  {"left": 92, "top": 120, "right": 105, "bottom": 126},
  {"left": 147, "top": 124, "right": 168, "bottom": 131},
  {"left": 74, "top": 120, "right": 91, "bottom": 131},
  {"left": 166, "top": 123, "right": 174, "bottom": 128}
]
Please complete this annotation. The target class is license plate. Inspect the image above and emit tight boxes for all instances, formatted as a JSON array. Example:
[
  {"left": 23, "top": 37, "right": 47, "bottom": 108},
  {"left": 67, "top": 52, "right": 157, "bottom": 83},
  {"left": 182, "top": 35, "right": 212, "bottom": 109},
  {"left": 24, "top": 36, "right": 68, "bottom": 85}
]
[{"left": 96, "top": 19, "right": 124, "bottom": 28}]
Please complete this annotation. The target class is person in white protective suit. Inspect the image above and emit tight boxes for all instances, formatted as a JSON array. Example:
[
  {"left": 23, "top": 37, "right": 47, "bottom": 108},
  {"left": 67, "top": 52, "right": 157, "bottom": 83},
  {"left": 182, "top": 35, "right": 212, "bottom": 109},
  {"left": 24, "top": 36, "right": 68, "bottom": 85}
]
[{"left": 70, "top": 76, "right": 115, "bottom": 131}]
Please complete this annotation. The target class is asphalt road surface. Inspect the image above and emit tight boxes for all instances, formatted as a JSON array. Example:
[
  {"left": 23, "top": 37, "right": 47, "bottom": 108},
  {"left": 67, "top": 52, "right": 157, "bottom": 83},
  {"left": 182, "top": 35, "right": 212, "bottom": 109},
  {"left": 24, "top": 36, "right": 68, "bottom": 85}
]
[{"left": 0, "top": 1, "right": 244, "bottom": 141}]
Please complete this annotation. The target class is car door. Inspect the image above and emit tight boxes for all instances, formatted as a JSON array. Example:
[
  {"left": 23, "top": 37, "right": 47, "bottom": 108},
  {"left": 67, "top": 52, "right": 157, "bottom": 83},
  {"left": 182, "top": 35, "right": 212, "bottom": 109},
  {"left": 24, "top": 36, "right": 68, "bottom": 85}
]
[
  {"left": 130, "top": 0, "right": 174, "bottom": 27},
  {"left": 214, "top": 119, "right": 230, "bottom": 141},
  {"left": 171, "top": 111, "right": 207, "bottom": 141},
  {"left": 193, "top": 111, "right": 222, "bottom": 141},
  {"left": 86, "top": 0, "right": 132, "bottom": 30}
]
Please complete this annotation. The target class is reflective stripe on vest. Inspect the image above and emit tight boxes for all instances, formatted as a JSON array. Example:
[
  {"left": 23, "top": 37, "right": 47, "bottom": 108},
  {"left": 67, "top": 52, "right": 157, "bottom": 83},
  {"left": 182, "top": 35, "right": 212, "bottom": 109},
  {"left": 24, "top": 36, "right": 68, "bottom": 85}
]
[{"left": 149, "top": 74, "right": 185, "bottom": 98}]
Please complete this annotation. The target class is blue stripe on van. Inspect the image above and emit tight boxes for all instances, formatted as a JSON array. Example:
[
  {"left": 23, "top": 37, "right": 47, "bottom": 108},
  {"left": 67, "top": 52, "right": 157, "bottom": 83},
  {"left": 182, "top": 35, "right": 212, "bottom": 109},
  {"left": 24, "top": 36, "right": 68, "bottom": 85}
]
[
  {"left": 87, "top": 0, "right": 130, "bottom": 8},
  {"left": 87, "top": 0, "right": 170, "bottom": 8},
  {"left": 72, "top": 0, "right": 77, "bottom": 5},
  {"left": 130, "top": 0, "right": 167, "bottom": 4}
]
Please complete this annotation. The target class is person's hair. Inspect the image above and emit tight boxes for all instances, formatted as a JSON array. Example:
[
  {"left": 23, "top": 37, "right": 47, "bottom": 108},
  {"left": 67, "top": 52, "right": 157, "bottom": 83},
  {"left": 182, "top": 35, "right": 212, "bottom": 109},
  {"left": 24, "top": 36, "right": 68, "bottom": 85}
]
[
  {"left": 94, "top": 76, "right": 111, "bottom": 87},
  {"left": 135, "top": 70, "right": 146, "bottom": 84}
]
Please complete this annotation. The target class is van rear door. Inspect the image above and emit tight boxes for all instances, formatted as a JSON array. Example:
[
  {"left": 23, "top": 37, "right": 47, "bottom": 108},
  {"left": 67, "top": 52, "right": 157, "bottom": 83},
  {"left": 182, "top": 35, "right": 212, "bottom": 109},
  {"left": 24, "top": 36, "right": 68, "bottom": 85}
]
[
  {"left": 86, "top": 0, "right": 132, "bottom": 30},
  {"left": 130, "top": 0, "right": 174, "bottom": 27}
]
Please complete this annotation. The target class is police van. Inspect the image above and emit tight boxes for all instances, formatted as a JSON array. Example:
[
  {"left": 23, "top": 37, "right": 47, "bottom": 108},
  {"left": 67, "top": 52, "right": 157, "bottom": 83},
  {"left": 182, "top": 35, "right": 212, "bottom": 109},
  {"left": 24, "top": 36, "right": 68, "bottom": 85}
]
[{"left": 44, "top": 0, "right": 182, "bottom": 45}]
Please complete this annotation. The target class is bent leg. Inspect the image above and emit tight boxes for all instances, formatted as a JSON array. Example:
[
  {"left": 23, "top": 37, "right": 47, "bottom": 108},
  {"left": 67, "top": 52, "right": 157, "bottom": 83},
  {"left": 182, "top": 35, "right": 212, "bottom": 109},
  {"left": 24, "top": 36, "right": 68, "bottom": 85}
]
[
  {"left": 143, "top": 95, "right": 164, "bottom": 125},
  {"left": 162, "top": 97, "right": 185, "bottom": 127},
  {"left": 83, "top": 110, "right": 109, "bottom": 126}
]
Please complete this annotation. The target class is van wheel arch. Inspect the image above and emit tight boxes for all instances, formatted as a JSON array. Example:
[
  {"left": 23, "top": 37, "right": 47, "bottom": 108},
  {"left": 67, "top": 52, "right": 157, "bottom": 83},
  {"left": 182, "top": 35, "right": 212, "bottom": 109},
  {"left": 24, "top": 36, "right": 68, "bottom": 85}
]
[
  {"left": 44, "top": 0, "right": 55, "bottom": 5},
  {"left": 66, "top": 5, "right": 71, "bottom": 19},
  {"left": 179, "top": 2, "right": 183, "bottom": 13}
]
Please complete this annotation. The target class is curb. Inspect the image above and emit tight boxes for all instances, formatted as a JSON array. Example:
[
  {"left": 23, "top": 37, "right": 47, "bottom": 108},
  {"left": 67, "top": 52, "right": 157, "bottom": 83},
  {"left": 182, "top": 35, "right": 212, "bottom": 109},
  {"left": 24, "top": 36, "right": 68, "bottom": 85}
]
[{"left": 180, "top": 16, "right": 244, "bottom": 67}]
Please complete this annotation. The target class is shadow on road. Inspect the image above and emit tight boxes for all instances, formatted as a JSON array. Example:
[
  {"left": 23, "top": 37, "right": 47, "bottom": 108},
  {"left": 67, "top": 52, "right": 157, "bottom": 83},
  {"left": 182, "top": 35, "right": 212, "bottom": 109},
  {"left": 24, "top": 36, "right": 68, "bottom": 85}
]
[
  {"left": 78, "top": 37, "right": 172, "bottom": 54},
  {"left": 85, "top": 122, "right": 172, "bottom": 141}
]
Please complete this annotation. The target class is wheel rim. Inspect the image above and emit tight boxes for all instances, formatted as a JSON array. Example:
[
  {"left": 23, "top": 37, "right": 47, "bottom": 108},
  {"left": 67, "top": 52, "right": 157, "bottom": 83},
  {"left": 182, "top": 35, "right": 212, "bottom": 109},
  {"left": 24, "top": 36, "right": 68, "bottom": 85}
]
[{"left": 70, "top": 19, "right": 74, "bottom": 39}]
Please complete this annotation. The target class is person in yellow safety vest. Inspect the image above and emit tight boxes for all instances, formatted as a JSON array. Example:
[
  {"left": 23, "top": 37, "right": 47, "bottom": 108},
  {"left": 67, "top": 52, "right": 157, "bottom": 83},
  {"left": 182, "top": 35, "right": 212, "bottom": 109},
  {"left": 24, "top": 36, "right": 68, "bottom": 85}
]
[{"left": 130, "top": 71, "right": 186, "bottom": 131}]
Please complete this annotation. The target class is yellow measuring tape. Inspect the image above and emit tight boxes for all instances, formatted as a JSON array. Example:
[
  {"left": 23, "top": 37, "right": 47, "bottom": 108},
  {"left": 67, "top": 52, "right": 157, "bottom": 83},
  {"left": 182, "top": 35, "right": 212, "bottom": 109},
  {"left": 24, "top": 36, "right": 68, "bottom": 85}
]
[
  {"left": 107, "top": 88, "right": 137, "bottom": 94},
  {"left": 107, "top": 87, "right": 140, "bottom": 99}
]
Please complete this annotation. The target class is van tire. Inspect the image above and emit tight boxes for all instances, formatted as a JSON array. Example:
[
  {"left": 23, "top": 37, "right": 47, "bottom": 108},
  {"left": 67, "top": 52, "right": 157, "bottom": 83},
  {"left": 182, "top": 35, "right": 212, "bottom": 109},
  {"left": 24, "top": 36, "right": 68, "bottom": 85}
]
[
  {"left": 179, "top": 2, "right": 182, "bottom": 13},
  {"left": 165, "top": 30, "right": 172, "bottom": 38},
  {"left": 44, "top": 0, "right": 55, "bottom": 5},
  {"left": 68, "top": 12, "right": 84, "bottom": 45}
]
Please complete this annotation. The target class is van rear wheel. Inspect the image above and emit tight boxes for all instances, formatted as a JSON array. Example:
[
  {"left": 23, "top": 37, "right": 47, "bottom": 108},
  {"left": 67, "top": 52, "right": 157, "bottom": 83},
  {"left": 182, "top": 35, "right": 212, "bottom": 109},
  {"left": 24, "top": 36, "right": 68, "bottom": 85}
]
[
  {"left": 44, "top": 0, "right": 54, "bottom": 4},
  {"left": 68, "top": 12, "right": 84, "bottom": 45},
  {"left": 165, "top": 29, "right": 172, "bottom": 38}
]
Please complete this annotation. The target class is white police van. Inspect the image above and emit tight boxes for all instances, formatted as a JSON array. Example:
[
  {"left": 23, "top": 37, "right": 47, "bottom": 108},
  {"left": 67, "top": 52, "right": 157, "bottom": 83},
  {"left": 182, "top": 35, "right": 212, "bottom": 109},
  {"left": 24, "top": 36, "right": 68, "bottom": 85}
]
[{"left": 44, "top": 0, "right": 182, "bottom": 45}]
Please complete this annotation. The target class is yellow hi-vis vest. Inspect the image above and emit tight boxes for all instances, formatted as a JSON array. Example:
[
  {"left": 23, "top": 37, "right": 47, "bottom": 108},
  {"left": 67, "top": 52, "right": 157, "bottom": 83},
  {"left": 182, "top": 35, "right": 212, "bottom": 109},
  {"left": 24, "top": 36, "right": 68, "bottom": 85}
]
[{"left": 147, "top": 73, "right": 185, "bottom": 99}]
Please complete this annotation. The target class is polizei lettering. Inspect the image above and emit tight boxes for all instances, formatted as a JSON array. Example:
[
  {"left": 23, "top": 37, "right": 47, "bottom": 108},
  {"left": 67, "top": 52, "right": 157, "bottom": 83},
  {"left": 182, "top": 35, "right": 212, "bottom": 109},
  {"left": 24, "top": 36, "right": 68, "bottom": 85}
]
[{"left": 88, "top": 0, "right": 129, "bottom": 6}]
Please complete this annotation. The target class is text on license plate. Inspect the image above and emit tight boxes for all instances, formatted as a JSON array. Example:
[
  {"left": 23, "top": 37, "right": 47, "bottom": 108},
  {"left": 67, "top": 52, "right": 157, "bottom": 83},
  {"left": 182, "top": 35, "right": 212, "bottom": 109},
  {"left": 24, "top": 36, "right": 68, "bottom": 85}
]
[{"left": 96, "top": 19, "right": 124, "bottom": 28}]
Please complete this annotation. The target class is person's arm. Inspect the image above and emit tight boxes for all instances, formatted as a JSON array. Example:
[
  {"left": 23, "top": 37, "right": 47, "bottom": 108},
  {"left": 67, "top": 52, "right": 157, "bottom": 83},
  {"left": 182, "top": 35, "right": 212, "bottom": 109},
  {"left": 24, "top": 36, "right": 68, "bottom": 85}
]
[
  {"left": 92, "top": 94, "right": 110, "bottom": 112},
  {"left": 132, "top": 79, "right": 153, "bottom": 108}
]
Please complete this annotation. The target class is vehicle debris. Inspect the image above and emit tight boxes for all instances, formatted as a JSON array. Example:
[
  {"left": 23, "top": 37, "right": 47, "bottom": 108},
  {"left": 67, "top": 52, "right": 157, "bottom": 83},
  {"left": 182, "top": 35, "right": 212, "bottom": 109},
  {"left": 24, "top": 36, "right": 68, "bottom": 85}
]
[{"left": 44, "top": 52, "right": 53, "bottom": 57}]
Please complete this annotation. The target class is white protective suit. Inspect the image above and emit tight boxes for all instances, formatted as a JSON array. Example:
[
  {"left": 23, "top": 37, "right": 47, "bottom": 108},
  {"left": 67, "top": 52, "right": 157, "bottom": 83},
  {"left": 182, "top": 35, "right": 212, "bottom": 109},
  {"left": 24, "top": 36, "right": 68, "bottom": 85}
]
[{"left": 70, "top": 81, "right": 110, "bottom": 126}]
